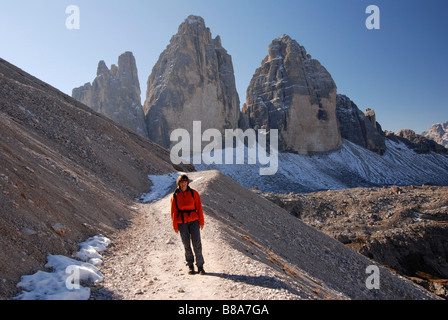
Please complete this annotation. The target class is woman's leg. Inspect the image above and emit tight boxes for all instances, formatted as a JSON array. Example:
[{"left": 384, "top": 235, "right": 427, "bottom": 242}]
[
  {"left": 189, "top": 220, "right": 204, "bottom": 268},
  {"left": 178, "top": 222, "right": 194, "bottom": 267}
]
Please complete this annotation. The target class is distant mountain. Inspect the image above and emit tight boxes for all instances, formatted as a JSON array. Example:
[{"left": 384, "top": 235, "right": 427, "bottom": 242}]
[
  {"left": 72, "top": 52, "right": 148, "bottom": 138},
  {"left": 422, "top": 121, "right": 448, "bottom": 148},
  {"left": 69, "top": 15, "right": 448, "bottom": 193},
  {"left": 385, "top": 129, "right": 447, "bottom": 154}
]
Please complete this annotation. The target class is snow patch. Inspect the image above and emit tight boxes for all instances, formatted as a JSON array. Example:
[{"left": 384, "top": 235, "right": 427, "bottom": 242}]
[
  {"left": 139, "top": 172, "right": 179, "bottom": 203},
  {"left": 14, "top": 235, "right": 110, "bottom": 300}
]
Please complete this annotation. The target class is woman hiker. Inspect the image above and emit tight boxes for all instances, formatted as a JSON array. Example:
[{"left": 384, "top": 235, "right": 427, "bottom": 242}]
[{"left": 171, "top": 174, "right": 206, "bottom": 275}]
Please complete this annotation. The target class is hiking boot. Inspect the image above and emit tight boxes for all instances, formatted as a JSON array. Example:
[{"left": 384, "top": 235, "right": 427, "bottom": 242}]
[
  {"left": 198, "top": 266, "right": 205, "bottom": 275},
  {"left": 188, "top": 265, "right": 195, "bottom": 275}
]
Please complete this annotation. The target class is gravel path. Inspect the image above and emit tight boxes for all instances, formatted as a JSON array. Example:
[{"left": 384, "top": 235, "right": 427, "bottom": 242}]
[
  {"left": 89, "top": 171, "right": 438, "bottom": 300},
  {"left": 90, "top": 183, "right": 308, "bottom": 300}
]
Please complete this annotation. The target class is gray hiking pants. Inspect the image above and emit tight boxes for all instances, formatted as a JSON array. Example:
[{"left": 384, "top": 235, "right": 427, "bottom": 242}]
[{"left": 178, "top": 220, "right": 204, "bottom": 267}]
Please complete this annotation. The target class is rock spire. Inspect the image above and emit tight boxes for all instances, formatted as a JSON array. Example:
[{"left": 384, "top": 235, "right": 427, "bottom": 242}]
[
  {"left": 143, "top": 15, "right": 241, "bottom": 148},
  {"left": 72, "top": 52, "right": 148, "bottom": 138},
  {"left": 242, "top": 35, "right": 342, "bottom": 154}
]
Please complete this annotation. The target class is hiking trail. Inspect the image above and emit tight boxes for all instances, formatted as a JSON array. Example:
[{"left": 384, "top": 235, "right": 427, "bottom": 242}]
[
  {"left": 90, "top": 171, "right": 313, "bottom": 300},
  {"left": 89, "top": 170, "right": 437, "bottom": 300}
]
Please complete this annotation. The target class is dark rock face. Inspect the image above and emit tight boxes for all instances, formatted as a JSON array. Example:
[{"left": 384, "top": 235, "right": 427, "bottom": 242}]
[
  {"left": 336, "top": 94, "right": 386, "bottom": 155},
  {"left": 72, "top": 52, "right": 148, "bottom": 138},
  {"left": 143, "top": 15, "right": 241, "bottom": 148},
  {"left": 242, "top": 35, "right": 342, "bottom": 154}
]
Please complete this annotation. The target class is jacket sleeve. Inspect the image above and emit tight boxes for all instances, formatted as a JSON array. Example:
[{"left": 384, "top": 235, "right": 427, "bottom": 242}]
[
  {"left": 194, "top": 191, "right": 205, "bottom": 226},
  {"left": 171, "top": 195, "right": 179, "bottom": 232}
]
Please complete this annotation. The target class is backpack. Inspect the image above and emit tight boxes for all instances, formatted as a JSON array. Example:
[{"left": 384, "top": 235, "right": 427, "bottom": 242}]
[{"left": 173, "top": 187, "right": 197, "bottom": 224}]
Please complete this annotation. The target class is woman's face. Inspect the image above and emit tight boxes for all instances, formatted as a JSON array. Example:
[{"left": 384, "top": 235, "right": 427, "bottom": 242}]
[{"left": 180, "top": 179, "right": 188, "bottom": 191}]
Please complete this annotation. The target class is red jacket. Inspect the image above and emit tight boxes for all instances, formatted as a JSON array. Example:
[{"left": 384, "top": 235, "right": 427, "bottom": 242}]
[{"left": 171, "top": 188, "right": 204, "bottom": 232}]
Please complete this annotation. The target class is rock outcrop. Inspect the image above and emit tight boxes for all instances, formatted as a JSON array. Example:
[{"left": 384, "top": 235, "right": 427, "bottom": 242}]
[
  {"left": 72, "top": 52, "right": 148, "bottom": 138},
  {"left": 422, "top": 122, "right": 448, "bottom": 148},
  {"left": 336, "top": 94, "right": 386, "bottom": 155},
  {"left": 242, "top": 35, "right": 342, "bottom": 154},
  {"left": 143, "top": 15, "right": 241, "bottom": 148}
]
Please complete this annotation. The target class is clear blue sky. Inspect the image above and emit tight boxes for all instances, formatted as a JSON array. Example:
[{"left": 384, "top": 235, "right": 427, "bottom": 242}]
[{"left": 1, "top": 0, "right": 447, "bottom": 133}]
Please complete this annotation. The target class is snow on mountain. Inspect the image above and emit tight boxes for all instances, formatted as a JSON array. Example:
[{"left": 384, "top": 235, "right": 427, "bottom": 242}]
[
  {"left": 194, "top": 139, "right": 448, "bottom": 193},
  {"left": 422, "top": 121, "right": 448, "bottom": 148}
]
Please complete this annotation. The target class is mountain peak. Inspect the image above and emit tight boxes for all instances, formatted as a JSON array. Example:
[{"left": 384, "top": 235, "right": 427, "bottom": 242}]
[
  {"left": 421, "top": 121, "right": 448, "bottom": 148},
  {"left": 96, "top": 60, "right": 109, "bottom": 76},
  {"left": 143, "top": 15, "right": 240, "bottom": 148},
  {"left": 243, "top": 35, "right": 341, "bottom": 154},
  {"left": 185, "top": 15, "right": 205, "bottom": 25},
  {"left": 73, "top": 51, "right": 148, "bottom": 138},
  {"left": 177, "top": 15, "right": 208, "bottom": 35}
]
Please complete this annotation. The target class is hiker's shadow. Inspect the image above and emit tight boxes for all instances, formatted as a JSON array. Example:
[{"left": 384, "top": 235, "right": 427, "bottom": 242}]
[{"left": 204, "top": 272, "right": 301, "bottom": 297}]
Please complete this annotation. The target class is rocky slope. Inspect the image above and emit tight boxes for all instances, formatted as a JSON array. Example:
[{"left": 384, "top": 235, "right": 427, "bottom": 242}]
[
  {"left": 72, "top": 52, "right": 148, "bottom": 138},
  {"left": 0, "top": 57, "right": 191, "bottom": 299},
  {"left": 242, "top": 34, "right": 342, "bottom": 154},
  {"left": 258, "top": 185, "right": 448, "bottom": 298},
  {"left": 143, "top": 15, "right": 241, "bottom": 148}
]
